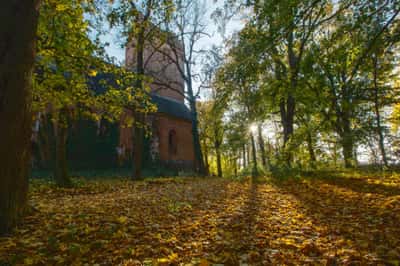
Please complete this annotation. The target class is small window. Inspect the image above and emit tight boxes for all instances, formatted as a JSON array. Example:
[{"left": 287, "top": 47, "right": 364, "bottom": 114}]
[{"left": 168, "top": 130, "right": 177, "bottom": 156}]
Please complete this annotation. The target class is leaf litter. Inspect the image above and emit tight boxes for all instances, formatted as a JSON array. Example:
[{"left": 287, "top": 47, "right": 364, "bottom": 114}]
[{"left": 0, "top": 174, "right": 399, "bottom": 265}]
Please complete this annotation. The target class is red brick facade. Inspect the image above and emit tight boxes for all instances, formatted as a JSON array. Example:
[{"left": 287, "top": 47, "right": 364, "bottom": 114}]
[
  {"left": 155, "top": 114, "right": 195, "bottom": 163},
  {"left": 121, "top": 35, "right": 195, "bottom": 169}
]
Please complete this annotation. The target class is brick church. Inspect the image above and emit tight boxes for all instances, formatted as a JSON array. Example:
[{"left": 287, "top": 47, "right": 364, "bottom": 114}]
[
  {"left": 119, "top": 36, "right": 196, "bottom": 169},
  {"left": 32, "top": 35, "right": 196, "bottom": 172}
]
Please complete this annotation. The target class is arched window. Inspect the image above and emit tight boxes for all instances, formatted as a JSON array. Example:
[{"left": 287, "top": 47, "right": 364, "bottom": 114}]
[{"left": 168, "top": 130, "right": 177, "bottom": 156}]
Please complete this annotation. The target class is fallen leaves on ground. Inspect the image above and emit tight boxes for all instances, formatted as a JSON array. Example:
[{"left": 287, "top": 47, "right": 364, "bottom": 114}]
[{"left": 0, "top": 173, "right": 400, "bottom": 265}]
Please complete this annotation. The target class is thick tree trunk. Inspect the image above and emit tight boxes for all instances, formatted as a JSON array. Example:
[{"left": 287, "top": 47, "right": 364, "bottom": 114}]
[
  {"left": 280, "top": 95, "right": 295, "bottom": 166},
  {"left": 257, "top": 124, "right": 267, "bottom": 167},
  {"left": 54, "top": 113, "right": 71, "bottom": 187},
  {"left": 341, "top": 117, "right": 354, "bottom": 168},
  {"left": 281, "top": 30, "right": 297, "bottom": 166},
  {"left": 0, "top": 0, "right": 39, "bottom": 235}
]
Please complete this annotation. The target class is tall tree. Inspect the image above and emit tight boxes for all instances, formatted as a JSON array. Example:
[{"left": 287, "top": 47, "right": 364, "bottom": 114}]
[
  {"left": 34, "top": 0, "right": 150, "bottom": 185},
  {"left": 108, "top": 0, "right": 173, "bottom": 179},
  {"left": 146, "top": 0, "right": 209, "bottom": 174},
  {"left": 0, "top": 0, "right": 40, "bottom": 235}
]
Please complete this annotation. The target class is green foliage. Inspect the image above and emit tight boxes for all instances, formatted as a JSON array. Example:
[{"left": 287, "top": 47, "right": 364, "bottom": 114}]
[{"left": 204, "top": 0, "right": 400, "bottom": 173}]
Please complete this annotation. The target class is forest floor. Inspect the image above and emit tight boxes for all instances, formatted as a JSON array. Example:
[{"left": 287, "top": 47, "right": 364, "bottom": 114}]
[{"left": 1, "top": 172, "right": 400, "bottom": 265}]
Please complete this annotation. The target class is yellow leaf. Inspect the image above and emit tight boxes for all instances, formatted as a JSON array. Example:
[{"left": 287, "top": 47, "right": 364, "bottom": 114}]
[
  {"left": 168, "top": 252, "right": 178, "bottom": 261},
  {"left": 199, "top": 259, "right": 210, "bottom": 266},
  {"left": 88, "top": 70, "right": 97, "bottom": 77},
  {"left": 117, "top": 216, "right": 128, "bottom": 224},
  {"left": 24, "top": 258, "right": 34, "bottom": 265}
]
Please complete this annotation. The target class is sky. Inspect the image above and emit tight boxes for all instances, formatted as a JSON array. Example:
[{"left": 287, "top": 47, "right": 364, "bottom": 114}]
[{"left": 101, "top": 1, "right": 244, "bottom": 66}]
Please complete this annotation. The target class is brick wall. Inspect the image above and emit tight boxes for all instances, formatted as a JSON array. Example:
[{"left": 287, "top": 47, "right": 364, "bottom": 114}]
[
  {"left": 126, "top": 38, "right": 185, "bottom": 102},
  {"left": 156, "top": 114, "right": 195, "bottom": 163}
]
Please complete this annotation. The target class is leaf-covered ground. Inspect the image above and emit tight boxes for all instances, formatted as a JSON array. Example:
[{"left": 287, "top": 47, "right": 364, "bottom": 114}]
[{"left": 1, "top": 173, "right": 400, "bottom": 265}]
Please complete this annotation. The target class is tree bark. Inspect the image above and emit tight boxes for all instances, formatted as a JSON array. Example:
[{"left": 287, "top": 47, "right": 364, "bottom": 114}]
[
  {"left": 372, "top": 56, "right": 388, "bottom": 167},
  {"left": 215, "top": 145, "right": 222, "bottom": 177},
  {"left": 234, "top": 155, "right": 238, "bottom": 176},
  {"left": 214, "top": 125, "right": 222, "bottom": 177},
  {"left": 341, "top": 116, "right": 354, "bottom": 168},
  {"left": 187, "top": 79, "right": 206, "bottom": 175},
  {"left": 242, "top": 144, "right": 247, "bottom": 168},
  {"left": 203, "top": 143, "right": 210, "bottom": 176},
  {"left": 280, "top": 95, "right": 295, "bottom": 166},
  {"left": 306, "top": 131, "right": 316, "bottom": 167},
  {"left": 257, "top": 124, "right": 267, "bottom": 167},
  {"left": 132, "top": 23, "right": 146, "bottom": 180},
  {"left": 0, "top": 0, "right": 40, "bottom": 235},
  {"left": 250, "top": 133, "right": 258, "bottom": 177},
  {"left": 54, "top": 110, "right": 71, "bottom": 187}
]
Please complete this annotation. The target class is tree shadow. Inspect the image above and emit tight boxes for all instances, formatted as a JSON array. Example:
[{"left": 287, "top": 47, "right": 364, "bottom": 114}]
[
  {"left": 304, "top": 171, "right": 400, "bottom": 197},
  {"left": 209, "top": 178, "right": 263, "bottom": 264},
  {"left": 271, "top": 176, "right": 400, "bottom": 264}
]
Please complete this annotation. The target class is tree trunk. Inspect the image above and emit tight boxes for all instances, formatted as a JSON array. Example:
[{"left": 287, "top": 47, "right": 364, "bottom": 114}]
[
  {"left": 280, "top": 95, "right": 295, "bottom": 166},
  {"left": 215, "top": 144, "right": 222, "bottom": 177},
  {"left": 246, "top": 143, "right": 251, "bottom": 168},
  {"left": 242, "top": 144, "right": 247, "bottom": 168},
  {"left": 341, "top": 117, "right": 354, "bottom": 168},
  {"left": 214, "top": 126, "right": 223, "bottom": 177},
  {"left": 306, "top": 131, "right": 316, "bottom": 168},
  {"left": 203, "top": 144, "right": 210, "bottom": 176},
  {"left": 133, "top": 112, "right": 144, "bottom": 180},
  {"left": 372, "top": 57, "right": 388, "bottom": 167},
  {"left": 282, "top": 29, "right": 297, "bottom": 166},
  {"left": 250, "top": 133, "right": 258, "bottom": 177},
  {"left": 54, "top": 111, "right": 71, "bottom": 187},
  {"left": 132, "top": 26, "right": 145, "bottom": 180},
  {"left": 0, "top": 0, "right": 39, "bottom": 235},
  {"left": 234, "top": 155, "right": 238, "bottom": 176},
  {"left": 257, "top": 124, "right": 267, "bottom": 167},
  {"left": 187, "top": 83, "right": 206, "bottom": 175}
]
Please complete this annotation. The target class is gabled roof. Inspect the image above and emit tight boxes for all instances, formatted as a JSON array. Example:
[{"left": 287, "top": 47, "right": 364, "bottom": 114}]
[{"left": 151, "top": 94, "right": 192, "bottom": 121}]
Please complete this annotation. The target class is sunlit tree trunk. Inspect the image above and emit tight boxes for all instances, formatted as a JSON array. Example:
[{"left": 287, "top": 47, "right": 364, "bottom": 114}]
[{"left": 0, "top": 0, "right": 39, "bottom": 235}]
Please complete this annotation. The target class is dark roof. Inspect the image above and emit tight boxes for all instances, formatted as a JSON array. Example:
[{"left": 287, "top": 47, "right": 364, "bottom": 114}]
[
  {"left": 151, "top": 94, "right": 192, "bottom": 121},
  {"left": 87, "top": 74, "right": 192, "bottom": 121},
  {"left": 40, "top": 63, "right": 192, "bottom": 121}
]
